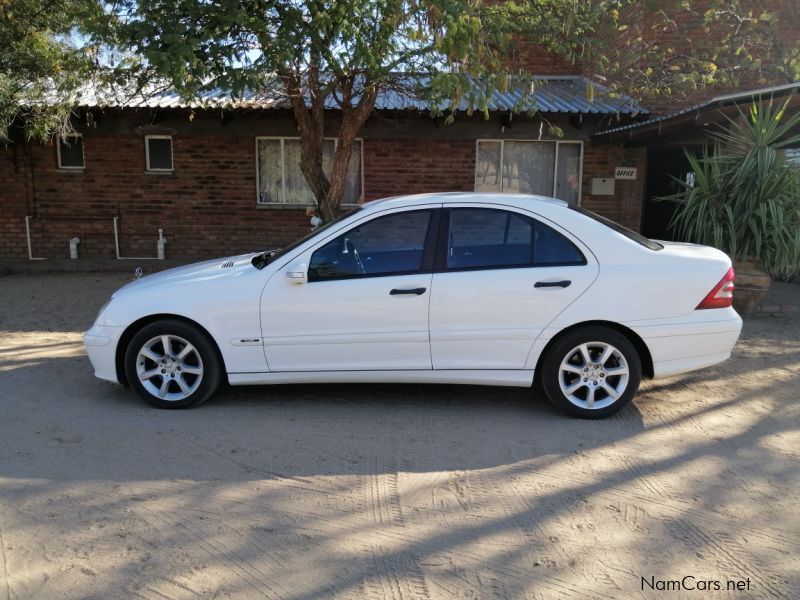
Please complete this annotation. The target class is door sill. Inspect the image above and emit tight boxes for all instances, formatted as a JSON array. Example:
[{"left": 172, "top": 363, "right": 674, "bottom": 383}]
[{"left": 227, "top": 369, "right": 534, "bottom": 387}]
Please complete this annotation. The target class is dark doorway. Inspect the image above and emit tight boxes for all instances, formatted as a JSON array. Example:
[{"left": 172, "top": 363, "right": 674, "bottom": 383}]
[{"left": 642, "top": 146, "right": 702, "bottom": 240}]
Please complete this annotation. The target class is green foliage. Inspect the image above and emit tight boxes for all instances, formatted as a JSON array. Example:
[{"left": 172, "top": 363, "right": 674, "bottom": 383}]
[
  {"left": 93, "top": 0, "right": 627, "bottom": 216},
  {"left": 659, "top": 98, "right": 800, "bottom": 277},
  {"left": 597, "top": 1, "right": 800, "bottom": 103},
  {"left": 0, "top": 0, "right": 104, "bottom": 142}
]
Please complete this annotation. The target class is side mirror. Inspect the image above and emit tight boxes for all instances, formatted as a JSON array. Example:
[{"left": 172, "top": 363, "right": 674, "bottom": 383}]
[{"left": 284, "top": 262, "right": 308, "bottom": 285}]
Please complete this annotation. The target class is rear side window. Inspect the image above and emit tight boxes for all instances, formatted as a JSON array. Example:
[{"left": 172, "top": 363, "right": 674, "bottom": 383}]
[
  {"left": 309, "top": 210, "right": 433, "bottom": 281},
  {"left": 446, "top": 208, "right": 585, "bottom": 270},
  {"left": 570, "top": 205, "right": 663, "bottom": 250}
]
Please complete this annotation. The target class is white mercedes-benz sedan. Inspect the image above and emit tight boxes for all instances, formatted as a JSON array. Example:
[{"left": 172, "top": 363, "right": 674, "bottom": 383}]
[{"left": 84, "top": 193, "right": 742, "bottom": 418}]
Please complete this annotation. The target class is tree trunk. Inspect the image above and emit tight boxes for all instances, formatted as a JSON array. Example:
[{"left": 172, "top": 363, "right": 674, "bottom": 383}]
[
  {"left": 321, "top": 84, "right": 379, "bottom": 222},
  {"left": 281, "top": 66, "right": 329, "bottom": 214},
  {"left": 284, "top": 68, "right": 378, "bottom": 223}
]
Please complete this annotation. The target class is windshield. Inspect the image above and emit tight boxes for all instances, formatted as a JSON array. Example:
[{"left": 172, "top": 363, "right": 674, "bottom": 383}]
[
  {"left": 569, "top": 205, "right": 663, "bottom": 251},
  {"left": 252, "top": 207, "right": 363, "bottom": 269}
]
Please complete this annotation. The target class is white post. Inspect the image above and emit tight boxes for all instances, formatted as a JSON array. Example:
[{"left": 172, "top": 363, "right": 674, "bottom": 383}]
[
  {"left": 113, "top": 217, "right": 121, "bottom": 259},
  {"left": 157, "top": 229, "right": 166, "bottom": 260},
  {"left": 24, "top": 216, "right": 46, "bottom": 261}
]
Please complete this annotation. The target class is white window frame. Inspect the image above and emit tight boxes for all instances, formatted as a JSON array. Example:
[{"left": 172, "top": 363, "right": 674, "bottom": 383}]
[
  {"left": 474, "top": 139, "right": 583, "bottom": 205},
  {"left": 56, "top": 133, "right": 85, "bottom": 170},
  {"left": 255, "top": 136, "right": 365, "bottom": 207},
  {"left": 145, "top": 135, "right": 174, "bottom": 172}
]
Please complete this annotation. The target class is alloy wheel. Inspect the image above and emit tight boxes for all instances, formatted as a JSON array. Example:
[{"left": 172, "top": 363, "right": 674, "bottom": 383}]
[
  {"left": 558, "top": 341, "right": 630, "bottom": 410},
  {"left": 136, "top": 334, "right": 204, "bottom": 401}
]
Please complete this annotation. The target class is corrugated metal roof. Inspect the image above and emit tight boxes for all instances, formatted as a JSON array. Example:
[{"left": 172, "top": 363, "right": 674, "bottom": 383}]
[
  {"left": 593, "top": 81, "right": 800, "bottom": 137},
  {"left": 75, "top": 76, "right": 648, "bottom": 116}
]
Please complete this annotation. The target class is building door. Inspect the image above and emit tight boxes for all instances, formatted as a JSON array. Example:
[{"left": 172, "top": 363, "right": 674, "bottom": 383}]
[{"left": 642, "top": 146, "right": 702, "bottom": 240}]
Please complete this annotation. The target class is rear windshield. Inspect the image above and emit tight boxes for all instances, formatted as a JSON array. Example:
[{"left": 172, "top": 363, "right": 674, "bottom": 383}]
[{"left": 570, "top": 205, "right": 663, "bottom": 251}]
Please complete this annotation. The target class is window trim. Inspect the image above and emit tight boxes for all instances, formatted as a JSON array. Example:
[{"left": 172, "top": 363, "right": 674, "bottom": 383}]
[
  {"left": 307, "top": 208, "right": 440, "bottom": 282},
  {"left": 436, "top": 206, "right": 587, "bottom": 273},
  {"left": 145, "top": 135, "right": 174, "bottom": 172},
  {"left": 56, "top": 133, "right": 85, "bottom": 170},
  {"left": 474, "top": 139, "right": 583, "bottom": 205},
  {"left": 255, "top": 136, "right": 365, "bottom": 207}
]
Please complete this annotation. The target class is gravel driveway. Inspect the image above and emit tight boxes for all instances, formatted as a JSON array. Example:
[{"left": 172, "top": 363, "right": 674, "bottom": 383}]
[{"left": 0, "top": 273, "right": 798, "bottom": 599}]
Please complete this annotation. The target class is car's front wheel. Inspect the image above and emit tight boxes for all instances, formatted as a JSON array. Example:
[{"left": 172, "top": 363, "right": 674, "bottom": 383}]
[
  {"left": 124, "top": 319, "right": 222, "bottom": 409},
  {"left": 540, "top": 326, "right": 642, "bottom": 419}
]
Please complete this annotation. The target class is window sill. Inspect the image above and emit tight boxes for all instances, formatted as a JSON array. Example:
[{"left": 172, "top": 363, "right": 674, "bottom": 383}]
[
  {"left": 145, "top": 170, "right": 174, "bottom": 176},
  {"left": 57, "top": 167, "right": 85, "bottom": 173}
]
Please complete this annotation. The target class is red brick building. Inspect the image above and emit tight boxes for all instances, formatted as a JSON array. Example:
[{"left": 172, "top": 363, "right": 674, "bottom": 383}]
[
  {"left": 1, "top": 77, "right": 650, "bottom": 260},
  {"left": 2, "top": 0, "right": 798, "bottom": 260}
]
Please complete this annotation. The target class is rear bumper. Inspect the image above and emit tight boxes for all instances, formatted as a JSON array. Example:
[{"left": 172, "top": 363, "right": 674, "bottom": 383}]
[
  {"left": 84, "top": 324, "right": 125, "bottom": 384},
  {"left": 630, "top": 307, "right": 743, "bottom": 378}
]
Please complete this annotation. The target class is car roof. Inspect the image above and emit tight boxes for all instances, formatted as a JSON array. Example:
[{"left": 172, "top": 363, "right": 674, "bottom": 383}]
[{"left": 362, "top": 192, "right": 569, "bottom": 212}]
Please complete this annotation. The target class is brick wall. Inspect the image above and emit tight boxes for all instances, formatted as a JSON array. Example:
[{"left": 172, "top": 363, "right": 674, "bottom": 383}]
[
  {"left": 363, "top": 139, "right": 475, "bottom": 200},
  {"left": 1, "top": 133, "right": 477, "bottom": 259},
  {"left": 582, "top": 144, "right": 645, "bottom": 231},
  {"left": 0, "top": 116, "right": 647, "bottom": 260},
  {"left": 500, "top": 39, "right": 581, "bottom": 75},
  {"left": 0, "top": 145, "right": 32, "bottom": 259},
  {"left": 9, "top": 133, "right": 311, "bottom": 259}
]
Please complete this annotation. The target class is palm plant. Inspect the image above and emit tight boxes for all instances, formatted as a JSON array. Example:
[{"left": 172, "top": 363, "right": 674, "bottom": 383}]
[{"left": 659, "top": 97, "right": 800, "bottom": 278}]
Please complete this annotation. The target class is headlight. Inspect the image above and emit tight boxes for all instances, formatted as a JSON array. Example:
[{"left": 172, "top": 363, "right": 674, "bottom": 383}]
[{"left": 94, "top": 298, "right": 113, "bottom": 324}]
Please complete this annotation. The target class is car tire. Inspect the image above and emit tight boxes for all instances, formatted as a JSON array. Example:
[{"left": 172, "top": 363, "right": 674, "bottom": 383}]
[
  {"left": 540, "top": 326, "right": 642, "bottom": 419},
  {"left": 124, "top": 319, "right": 222, "bottom": 409}
]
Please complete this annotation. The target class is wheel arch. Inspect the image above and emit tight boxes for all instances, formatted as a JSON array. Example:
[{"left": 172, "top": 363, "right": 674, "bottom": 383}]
[
  {"left": 534, "top": 320, "right": 654, "bottom": 383},
  {"left": 115, "top": 314, "right": 228, "bottom": 386}
]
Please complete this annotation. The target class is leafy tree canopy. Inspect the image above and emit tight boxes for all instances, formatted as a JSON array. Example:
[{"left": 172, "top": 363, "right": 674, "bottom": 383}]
[
  {"left": 0, "top": 0, "right": 106, "bottom": 141},
  {"left": 3, "top": 0, "right": 800, "bottom": 219}
]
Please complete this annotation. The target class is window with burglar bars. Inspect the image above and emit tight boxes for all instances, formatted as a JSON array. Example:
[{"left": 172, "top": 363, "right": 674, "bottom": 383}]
[
  {"left": 256, "top": 137, "right": 363, "bottom": 206},
  {"left": 475, "top": 140, "right": 582, "bottom": 205}
]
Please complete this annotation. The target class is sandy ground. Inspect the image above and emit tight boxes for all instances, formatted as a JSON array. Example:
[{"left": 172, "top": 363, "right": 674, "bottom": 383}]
[{"left": 0, "top": 273, "right": 798, "bottom": 600}]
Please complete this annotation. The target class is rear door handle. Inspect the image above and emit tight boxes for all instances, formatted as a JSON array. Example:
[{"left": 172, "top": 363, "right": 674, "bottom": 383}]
[
  {"left": 534, "top": 280, "right": 571, "bottom": 288},
  {"left": 390, "top": 287, "right": 427, "bottom": 295}
]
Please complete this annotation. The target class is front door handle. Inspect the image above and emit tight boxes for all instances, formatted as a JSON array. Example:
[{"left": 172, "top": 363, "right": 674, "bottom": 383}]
[
  {"left": 534, "top": 280, "right": 572, "bottom": 288},
  {"left": 390, "top": 287, "right": 427, "bottom": 296}
]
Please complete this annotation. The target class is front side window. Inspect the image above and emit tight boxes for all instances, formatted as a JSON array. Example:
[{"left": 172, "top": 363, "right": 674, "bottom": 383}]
[
  {"left": 57, "top": 134, "right": 84, "bottom": 169},
  {"left": 257, "top": 138, "right": 362, "bottom": 206},
  {"left": 146, "top": 136, "right": 173, "bottom": 171},
  {"left": 309, "top": 210, "right": 432, "bottom": 281},
  {"left": 447, "top": 208, "right": 585, "bottom": 270},
  {"left": 475, "top": 140, "right": 582, "bottom": 204}
]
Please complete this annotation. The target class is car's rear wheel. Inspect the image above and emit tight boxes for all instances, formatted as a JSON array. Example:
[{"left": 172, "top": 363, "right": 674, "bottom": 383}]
[
  {"left": 124, "top": 319, "right": 221, "bottom": 409},
  {"left": 540, "top": 326, "right": 641, "bottom": 419}
]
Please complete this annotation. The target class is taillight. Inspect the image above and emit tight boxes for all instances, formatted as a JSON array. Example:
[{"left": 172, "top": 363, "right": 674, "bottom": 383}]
[{"left": 696, "top": 267, "right": 735, "bottom": 309}]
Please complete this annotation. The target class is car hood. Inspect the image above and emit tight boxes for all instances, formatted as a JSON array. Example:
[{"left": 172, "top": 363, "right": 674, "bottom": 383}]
[{"left": 116, "top": 252, "right": 261, "bottom": 295}]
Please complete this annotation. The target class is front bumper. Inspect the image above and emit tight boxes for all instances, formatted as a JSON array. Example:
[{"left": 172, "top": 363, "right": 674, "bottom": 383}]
[{"left": 84, "top": 324, "right": 125, "bottom": 384}]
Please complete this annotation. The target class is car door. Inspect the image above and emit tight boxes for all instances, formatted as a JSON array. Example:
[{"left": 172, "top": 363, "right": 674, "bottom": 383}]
[
  {"left": 260, "top": 206, "right": 440, "bottom": 371},
  {"left": 429, "top": 205, "right": 598, "bottom": 370}
]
